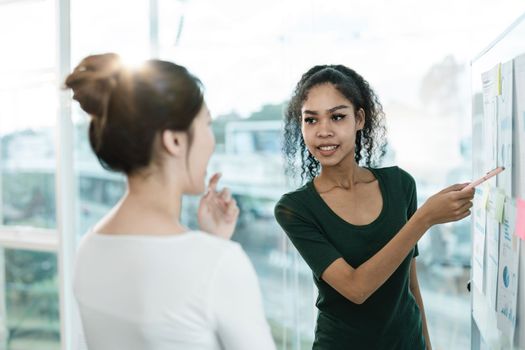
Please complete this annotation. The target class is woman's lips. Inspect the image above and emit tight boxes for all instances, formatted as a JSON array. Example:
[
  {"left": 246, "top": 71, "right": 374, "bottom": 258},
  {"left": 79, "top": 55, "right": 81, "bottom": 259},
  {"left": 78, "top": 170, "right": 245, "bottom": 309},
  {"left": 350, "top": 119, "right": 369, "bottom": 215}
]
[{"left": 316, "top": 145, "right": 339, "bottom": 156}]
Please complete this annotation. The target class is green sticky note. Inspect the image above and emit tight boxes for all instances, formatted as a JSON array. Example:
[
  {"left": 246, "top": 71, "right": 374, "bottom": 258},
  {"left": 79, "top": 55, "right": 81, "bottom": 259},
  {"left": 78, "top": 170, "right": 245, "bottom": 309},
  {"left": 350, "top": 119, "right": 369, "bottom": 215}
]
[{"left": 493, "top": 189, "right": 506, "bottom": 223}]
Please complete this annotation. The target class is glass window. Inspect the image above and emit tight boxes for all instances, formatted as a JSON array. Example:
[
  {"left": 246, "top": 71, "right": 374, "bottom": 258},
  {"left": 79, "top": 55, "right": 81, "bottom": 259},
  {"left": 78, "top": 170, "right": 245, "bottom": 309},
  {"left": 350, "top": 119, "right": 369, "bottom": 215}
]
[
  {"left": 5, "top": 0, "right": 514, "bottom": 348},
  {"left": 70, "top": 0, "right": 150, "bottom": 66},
  {"left": 0, "top": 2, "right": 60, "bottom": 349},
  {"left": 0, "top": 0, "right": 57, "bottom": 229},
  {"left": 3, "top": 249, "right": 59, "bottom": 350}
]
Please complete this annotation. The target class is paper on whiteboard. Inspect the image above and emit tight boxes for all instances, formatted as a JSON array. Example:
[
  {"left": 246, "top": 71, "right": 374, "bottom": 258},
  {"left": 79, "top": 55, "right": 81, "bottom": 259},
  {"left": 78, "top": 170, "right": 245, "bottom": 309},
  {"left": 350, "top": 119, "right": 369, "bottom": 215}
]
[
  {"left": 514, "top": 54, "right": 525, "bottom": 199},
  {"left": 485, "top": 188, "right": 501, "bottom": 310},
  {"left": 496, "top": 199, "right": 520, "bottom": 343},
  {"left": 497, "top": 61, "right": 513, "bottom": 195},
  {"left": 482, "top": 65, "right": 499, "bottom": 172},
  {"left": 472, "top": 187, "right": 487, "bottom": 292}
]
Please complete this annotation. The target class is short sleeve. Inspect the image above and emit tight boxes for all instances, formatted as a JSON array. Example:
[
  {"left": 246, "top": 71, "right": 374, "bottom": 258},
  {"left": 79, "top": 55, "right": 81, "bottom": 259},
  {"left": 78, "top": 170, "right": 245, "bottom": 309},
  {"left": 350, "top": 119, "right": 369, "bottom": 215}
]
[
  {"left": 413, "top": 243, "right": 419, "bottom": 258},
  {"left": 405, "top": 172, "right": 417, "bottom": 221},
  {"left": 274, "top": 195, "right": 342, "bottom": 279},
  {"left": 210, "top": 245, "right": 276, "bottom": 350},
  {"left": 403, "top": 169, "right": 419, "bottom": 259}
]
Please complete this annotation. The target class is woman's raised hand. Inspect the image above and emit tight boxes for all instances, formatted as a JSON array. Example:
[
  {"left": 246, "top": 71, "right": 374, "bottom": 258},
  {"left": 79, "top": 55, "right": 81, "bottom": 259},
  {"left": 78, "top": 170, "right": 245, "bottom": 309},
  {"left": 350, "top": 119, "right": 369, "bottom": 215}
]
[
  {"left": 198, "top": 173, "right": 240, "bottom": 239},
  {"left": 416, "top": 183, "right": 475, "bottom": 228}
]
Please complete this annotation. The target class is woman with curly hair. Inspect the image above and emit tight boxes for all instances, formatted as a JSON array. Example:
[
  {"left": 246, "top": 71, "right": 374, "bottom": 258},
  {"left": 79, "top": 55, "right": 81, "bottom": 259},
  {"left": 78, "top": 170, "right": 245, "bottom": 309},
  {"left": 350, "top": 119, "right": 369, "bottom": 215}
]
[{"left": 274, "top": 65, "right": 474, "bottom": 350}]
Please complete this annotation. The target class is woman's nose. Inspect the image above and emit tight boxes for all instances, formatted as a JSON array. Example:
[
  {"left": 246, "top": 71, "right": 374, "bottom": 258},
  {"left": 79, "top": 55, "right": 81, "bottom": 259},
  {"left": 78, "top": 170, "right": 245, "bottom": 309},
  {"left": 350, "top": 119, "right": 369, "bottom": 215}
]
[{"left": 316, "top": 121, "right": 334, "bottom": 137}]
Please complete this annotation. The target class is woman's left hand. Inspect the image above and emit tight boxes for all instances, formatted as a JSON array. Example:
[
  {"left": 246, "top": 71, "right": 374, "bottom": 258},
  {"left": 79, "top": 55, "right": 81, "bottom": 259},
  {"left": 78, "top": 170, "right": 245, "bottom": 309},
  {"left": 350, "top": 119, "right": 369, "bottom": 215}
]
[{"left": 197, "top": 173, "right": 239, "bottom": 240}]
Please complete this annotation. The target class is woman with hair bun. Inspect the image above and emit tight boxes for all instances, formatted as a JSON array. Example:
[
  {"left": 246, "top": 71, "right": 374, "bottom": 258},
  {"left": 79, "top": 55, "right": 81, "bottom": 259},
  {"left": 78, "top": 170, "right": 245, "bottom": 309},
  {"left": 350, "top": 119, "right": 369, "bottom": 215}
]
[
  {"left": 67, "top": 53, "right": 275, "bottom": 350},
  {"left": 274, "top": 65, "right": 475, "bottom": 349}
]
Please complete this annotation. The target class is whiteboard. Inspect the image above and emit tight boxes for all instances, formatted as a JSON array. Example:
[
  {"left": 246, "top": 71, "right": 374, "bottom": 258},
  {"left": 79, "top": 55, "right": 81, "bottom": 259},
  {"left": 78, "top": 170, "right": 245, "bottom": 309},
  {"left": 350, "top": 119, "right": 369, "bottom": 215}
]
[{"left": 470, "top": 12, "right": 525, "bottom": 350}]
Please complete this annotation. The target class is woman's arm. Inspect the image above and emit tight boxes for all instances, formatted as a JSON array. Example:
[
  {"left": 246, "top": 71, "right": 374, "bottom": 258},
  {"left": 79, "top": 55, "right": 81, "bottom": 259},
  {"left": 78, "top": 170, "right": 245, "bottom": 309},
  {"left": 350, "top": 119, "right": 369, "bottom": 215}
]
[
  {"left": 410, "top": 259, "right": 432, "bottom": 350},
  {"left": 321, "top": 184, "right": 474, "bottom": 304},
  {"left": 211, "top": 245, "right": 276, "bottom": 350}
]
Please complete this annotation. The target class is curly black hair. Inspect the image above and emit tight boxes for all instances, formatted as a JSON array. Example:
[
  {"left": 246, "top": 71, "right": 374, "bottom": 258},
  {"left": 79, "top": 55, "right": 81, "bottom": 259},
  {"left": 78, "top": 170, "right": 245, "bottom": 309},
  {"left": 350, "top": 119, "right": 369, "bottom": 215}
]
[{"left": 283, "top": 65, "right": 387, "bottom": 182}]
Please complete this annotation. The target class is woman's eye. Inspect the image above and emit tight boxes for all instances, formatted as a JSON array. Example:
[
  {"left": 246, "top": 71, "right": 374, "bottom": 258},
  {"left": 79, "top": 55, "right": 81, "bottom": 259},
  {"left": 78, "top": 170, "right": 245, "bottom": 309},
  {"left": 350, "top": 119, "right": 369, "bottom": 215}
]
[
  {"left": 332, "top": 114, "right": 346, "bottom": 121},
  {"left": 303, "top": 117, "right": 316, "bottom": 124}
]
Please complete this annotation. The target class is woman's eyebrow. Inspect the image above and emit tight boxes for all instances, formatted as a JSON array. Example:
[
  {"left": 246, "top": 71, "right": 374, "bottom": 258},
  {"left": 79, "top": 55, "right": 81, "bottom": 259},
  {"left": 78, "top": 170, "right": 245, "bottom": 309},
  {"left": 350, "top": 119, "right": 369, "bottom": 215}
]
[
  {"left": 303, "top": 110, "right": 318, "bottom": 116},
  {"left": 302, "top": 105, "right": 350, "bottom": 115},
  {"left": 328, "top": 105, "right": 350, "bottom": 113}
]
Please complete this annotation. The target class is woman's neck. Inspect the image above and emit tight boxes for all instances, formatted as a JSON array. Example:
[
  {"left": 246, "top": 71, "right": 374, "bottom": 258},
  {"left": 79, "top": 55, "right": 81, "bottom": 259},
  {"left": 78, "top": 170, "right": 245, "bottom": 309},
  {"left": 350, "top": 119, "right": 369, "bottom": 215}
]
[
  {"left": 93, "top": 169, "right": 189, "bottom": 236},
  {"left": 316, "top": 159, "right": 365, "bottom": 192},
  {"left": 125, "top": 171, "right": 184, "bottom": 221}
]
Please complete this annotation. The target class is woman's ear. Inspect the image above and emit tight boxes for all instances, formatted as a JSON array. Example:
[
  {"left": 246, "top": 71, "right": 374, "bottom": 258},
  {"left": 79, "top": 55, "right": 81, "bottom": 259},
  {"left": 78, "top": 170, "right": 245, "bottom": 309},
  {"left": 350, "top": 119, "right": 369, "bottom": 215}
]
[
  {"left": 161, "top": 129, "right": 186, "bottom": 157},
  {"left": 356, "top": 108, "right": 365, "bottom": 131}
]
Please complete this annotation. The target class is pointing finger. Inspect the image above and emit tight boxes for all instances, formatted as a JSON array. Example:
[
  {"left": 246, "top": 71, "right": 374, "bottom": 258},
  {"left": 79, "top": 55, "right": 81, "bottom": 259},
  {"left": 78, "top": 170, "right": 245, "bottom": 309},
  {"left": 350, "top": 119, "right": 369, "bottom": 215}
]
[{"left": 440, "top": 183, "right": 469, "bottom": 194}]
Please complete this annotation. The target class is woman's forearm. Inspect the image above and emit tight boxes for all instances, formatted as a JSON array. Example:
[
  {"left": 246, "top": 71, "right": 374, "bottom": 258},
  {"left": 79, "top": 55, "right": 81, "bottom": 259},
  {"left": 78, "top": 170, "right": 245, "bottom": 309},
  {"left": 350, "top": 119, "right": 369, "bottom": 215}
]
[
  {"left": 322, "top": 186, "right": 473, "bottom": 305},
  {"left": 351, "top": 211, "right": 431, "bottom": 301},
  {"left": 325, "top": 212, "right": 431, "bottom": 304}
]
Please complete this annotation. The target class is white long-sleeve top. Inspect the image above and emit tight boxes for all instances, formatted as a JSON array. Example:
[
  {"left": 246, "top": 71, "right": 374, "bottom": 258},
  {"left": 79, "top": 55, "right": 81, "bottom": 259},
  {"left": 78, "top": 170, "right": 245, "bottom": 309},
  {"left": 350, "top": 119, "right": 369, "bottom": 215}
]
[{"left": 74, "top": 230, "right": 276, "bottom": 350}]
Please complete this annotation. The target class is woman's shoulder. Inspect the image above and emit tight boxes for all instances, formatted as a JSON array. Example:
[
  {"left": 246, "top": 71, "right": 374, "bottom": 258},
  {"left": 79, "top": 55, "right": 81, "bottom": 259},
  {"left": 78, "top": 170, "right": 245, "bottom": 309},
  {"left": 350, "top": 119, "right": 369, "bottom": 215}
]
[
  {"left": 162, "top": 231, "right": 245, "bottom": 260},
  {"left": 75, "top": 231, "right": 249, "bottom": 294},
  {"left": 189, "top": 231, "right": 245, "bottom": 257},
  {"left": 276, "top": 182, "right": 312, "bottom": 205},
  {"left": 282, "top": 181, "right": 311, "bottom": 197},
  {"left": 274, "top": 182, "right": 314, "bottom": 219},
  {"left": 77, "top": 230, "right": 242, "bottom": 259}
]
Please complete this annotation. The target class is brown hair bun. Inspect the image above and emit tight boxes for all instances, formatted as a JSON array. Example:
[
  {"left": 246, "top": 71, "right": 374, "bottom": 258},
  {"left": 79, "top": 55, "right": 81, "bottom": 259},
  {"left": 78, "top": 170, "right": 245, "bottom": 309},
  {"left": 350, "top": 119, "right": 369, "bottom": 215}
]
[{"left": 65, "top": 53, "right": 123, "bottom": 120}]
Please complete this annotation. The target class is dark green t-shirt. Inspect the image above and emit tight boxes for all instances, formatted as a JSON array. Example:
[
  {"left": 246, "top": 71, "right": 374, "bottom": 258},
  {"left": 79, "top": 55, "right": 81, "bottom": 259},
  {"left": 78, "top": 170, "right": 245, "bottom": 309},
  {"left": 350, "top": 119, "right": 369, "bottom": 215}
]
[{"left": 274, "top": 166, "right": 425, "bottom": 350}]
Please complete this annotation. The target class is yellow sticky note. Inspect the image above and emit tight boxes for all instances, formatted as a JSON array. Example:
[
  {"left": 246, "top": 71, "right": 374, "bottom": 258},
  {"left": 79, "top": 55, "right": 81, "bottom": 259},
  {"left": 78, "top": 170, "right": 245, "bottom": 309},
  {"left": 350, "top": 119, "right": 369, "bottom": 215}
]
[
  {"left": 481, "top": 183, "right": 490, "bottom": 209},
  {"left": 493, "top": 189, "right": 506, "bottom": 223}
]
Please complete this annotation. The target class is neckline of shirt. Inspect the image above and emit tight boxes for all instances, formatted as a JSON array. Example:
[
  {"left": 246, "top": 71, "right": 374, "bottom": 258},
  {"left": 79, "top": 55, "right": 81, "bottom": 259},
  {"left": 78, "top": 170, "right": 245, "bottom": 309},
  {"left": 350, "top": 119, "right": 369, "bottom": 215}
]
[{"left": 307, "top": 166, "right": 389, "bottom": 230}]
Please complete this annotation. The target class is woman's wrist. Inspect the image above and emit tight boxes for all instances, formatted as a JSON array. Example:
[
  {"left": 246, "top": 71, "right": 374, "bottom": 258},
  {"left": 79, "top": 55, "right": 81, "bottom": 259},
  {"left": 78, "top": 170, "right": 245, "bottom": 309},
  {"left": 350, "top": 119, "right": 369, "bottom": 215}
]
[{"left": 410, "top": 210, "right": 432, "bottom": 234}]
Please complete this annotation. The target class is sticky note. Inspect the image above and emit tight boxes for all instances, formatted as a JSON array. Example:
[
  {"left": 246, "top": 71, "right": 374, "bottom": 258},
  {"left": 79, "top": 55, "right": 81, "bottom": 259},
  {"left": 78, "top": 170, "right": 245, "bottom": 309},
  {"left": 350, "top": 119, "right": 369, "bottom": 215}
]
[
  {"left": 481, "top": 183, "right": 490, "bottom": 209},
  {"left": 493, "top": 189, "right": 506, "bottom": 223},
  {"left": 516, "top": 198, "right": 525, "bottom": 240}
]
